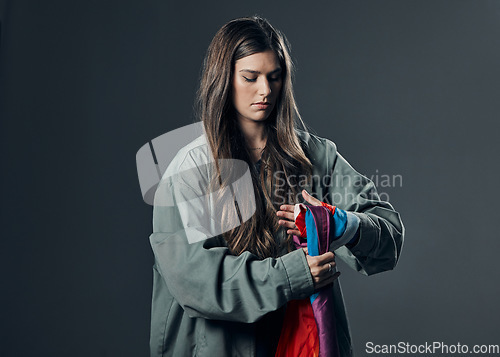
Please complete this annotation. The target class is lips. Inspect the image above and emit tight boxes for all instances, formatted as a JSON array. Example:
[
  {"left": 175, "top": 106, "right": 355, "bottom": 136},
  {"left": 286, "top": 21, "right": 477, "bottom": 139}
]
[{"left": 252, "top": 102, "right": 271, "bottom": 110}]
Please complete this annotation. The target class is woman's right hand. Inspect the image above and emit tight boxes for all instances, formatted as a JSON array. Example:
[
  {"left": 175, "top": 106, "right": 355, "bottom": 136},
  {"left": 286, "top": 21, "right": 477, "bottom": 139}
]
[{"left": 303, "top": 248, "right": 340, "bottom": 290}]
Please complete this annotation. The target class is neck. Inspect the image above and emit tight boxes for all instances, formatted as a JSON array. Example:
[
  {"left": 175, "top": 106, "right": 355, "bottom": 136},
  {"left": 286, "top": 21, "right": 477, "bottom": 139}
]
[{"left": 236, "top": 119, "right": 267, "bottom": 149}]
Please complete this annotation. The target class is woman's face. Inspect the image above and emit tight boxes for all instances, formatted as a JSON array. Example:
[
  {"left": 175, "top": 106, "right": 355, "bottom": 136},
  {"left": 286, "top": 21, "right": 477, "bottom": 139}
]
[{"left": 232, "top": 50, "right": 282, "bottom": 124}]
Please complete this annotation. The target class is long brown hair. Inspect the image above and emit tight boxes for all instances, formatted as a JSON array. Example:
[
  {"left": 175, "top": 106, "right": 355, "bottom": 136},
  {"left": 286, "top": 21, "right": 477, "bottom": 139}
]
[{"left": 195, "top": 15, "right": 313, "bottom": 259}]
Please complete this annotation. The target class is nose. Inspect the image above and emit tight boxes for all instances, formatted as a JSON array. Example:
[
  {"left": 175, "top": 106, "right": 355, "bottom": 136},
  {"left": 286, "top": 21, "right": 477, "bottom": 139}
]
[{"left": 258, "top": 77, "right": 272, "bottom": 97}]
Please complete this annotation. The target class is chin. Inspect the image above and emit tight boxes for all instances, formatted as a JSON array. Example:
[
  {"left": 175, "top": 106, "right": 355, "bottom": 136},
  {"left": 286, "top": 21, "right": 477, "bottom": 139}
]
[
  {"left": 254, "top": 116, "right": 270, "bottom": 122},
  {"left": 257, "top": 111, "right": 274, "bottom": 121},
  {"left": 244, "top": 113, "right": 268, "bottom": 121},
  {"left": 238, "top": 109, "right": 273, "bottom": 123}
]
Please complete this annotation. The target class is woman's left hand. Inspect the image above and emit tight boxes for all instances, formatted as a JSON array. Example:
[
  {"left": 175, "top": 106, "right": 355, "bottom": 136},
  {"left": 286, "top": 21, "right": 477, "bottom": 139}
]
[{"left": 277, "top": 190, "right": 321, "bottom": 236}]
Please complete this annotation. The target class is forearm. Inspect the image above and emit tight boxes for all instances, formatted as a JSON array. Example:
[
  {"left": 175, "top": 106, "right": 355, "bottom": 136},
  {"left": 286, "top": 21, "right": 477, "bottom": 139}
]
[
  {"left": 333, "top": 202, "right": 404, "bottom": 276},
  {"left": 324, "top": 152, "right": 404, "bottom": 275},
  {"left": 150, "top": 229, "right": 315, "bottom": 323}
]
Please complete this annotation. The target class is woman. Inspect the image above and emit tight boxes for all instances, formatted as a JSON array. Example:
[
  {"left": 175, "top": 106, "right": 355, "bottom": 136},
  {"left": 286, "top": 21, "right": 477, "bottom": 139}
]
[{"left": 149, "top": 15, "right": 404, "bottom": 357}]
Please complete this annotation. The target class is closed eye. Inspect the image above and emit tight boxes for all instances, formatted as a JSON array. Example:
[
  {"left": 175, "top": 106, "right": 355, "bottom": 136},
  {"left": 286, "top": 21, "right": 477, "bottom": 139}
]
[{"left": 243, "top": 76, "right": 281, "bottom": 83}]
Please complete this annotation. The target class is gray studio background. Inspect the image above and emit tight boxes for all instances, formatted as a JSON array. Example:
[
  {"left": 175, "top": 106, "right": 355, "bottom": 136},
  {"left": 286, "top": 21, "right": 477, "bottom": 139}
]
[{"left": 1, "top": 1, "right": 499, "bottom": 356}]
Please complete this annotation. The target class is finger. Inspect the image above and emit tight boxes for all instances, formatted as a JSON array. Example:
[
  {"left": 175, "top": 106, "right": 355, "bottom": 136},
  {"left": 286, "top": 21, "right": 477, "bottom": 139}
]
[
  {"left": 306, "top": 256, "right": 333, "bottom": 278},
  {"left": 321, "top": 261, "right": 337, "bottom": 276},
  {"left": 302, "top": 190, "right": 322, "bottom": 206},
  {"left": 324, "top": 271, "right": 341, "bottom": 285},
  {"left": 277, "top": 210, "right": 295, "bottom": 222},
  {"left": 327, "top": 271, "right": 341, "bottom": 284},
  {"left": 316, "top": 271, "right": 341, "bottom": 290},
  {"left": 286, "top": 229, "right": 302, "bottom": 237},
  {"left": 279, "top": 204, "right": 295, "bottom": 213},
  {"left": 278, "top": 220, "right": 296, "bottom": 230},
  {"left": 302, "top": 247, "right": 309, "bottom": 255},
  {"left": 315, "top": 251, "right": 335, "bottom": 264}
]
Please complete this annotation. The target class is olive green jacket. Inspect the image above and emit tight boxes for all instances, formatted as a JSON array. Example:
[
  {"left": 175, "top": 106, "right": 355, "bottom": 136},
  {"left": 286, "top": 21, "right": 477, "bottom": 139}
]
[{"left": 149, "top": 129, "right": 404, "bottom": 356}]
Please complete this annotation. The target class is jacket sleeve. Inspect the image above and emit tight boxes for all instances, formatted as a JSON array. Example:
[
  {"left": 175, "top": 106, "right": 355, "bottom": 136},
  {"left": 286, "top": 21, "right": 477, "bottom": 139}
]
[
  {"left": 323, "top": 147, "right": 405, "bottom": 276},
  {"left": 149, "top": 173, "right": 315, "bottom": 323}
]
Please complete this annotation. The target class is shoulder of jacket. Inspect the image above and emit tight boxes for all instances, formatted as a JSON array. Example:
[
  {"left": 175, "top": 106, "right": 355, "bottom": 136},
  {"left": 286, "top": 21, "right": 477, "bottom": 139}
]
[
  {"left": 164, "top": 134, "right": 211, "bottom": 176},
  {"left": 294, "top": 128, "right": 338, "bottom": 159}
]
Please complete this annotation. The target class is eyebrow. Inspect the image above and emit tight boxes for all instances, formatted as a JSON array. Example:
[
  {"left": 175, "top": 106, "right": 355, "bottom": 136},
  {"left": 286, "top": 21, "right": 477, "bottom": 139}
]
[{"left": 238, "top": 68, "right": 282, "bottom": 75}]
